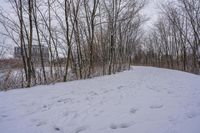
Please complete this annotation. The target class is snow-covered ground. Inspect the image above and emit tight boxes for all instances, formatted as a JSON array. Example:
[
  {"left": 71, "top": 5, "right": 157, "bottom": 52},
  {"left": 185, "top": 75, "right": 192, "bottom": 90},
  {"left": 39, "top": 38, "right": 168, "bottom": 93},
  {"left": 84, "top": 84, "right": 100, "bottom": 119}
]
[{"left": 0, "top": 66, "right": 200, "bottom": 133}]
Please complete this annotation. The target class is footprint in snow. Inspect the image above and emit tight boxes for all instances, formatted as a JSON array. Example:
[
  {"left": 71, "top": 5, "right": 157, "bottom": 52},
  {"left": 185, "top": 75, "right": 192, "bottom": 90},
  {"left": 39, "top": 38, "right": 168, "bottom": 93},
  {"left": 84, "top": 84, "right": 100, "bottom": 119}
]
[
  {"left": 63, "top": 111, "right": 78, "bottom": 120},
  {"left": 54, "top": 126, "right": 63, "bottom": 132},
  {"left": 1, "top": 114, "right": 8, "bottom": 118},
  {"left": 150, "top": 105, "right": 163, "bottom": 109},
  {"left": 167, "top": 91, "right": 174, "bottom": 94},
  {"left": 32, "top": 119, "right": 47, "bottom": 127},
  {"left": 119, "top": 123, "right": 131, "bottom": 128},
  {"left": 186, "top": 112, "right": 199, "bottom": 119},
  {"left": 130, "top": 108, "right": 138, "bottom": 114},
  {"left": 89, "top": 91, "right": 98, "bottom": 96},
  {"left": 54, "top": 127, "right": 60, "bottom": 131},
  {"left": 94, "top": 110, "right": 104, "bottom": 117},
  {"left": 57, "top": 98, "right": 72, "bottom": 103},
  {"left": 117, "top": 86, "right": 124, "bottom": 89},
  {"left": 41, "top": 105, "right": 51, "bottom": 111},
  {"left": 110, "top": 122, "right": 133, "bottom": 130},
  {"left": 74, "top": 126, "right": 88, "bottom": 133},
  {"left": 36, "top": 121, "right": 47, "bottom": 127},
  {"left": 168, "top": 116, "right": 177, "bottom": 122},
  {"left": 110, "top": 124, "right": 118, "bottom": 129},
  {"left": 43, "top": 105, "right": 47, "bottom": 108},
  {"left": 103, "top": 90, "right": 110, "bottom": 94}
]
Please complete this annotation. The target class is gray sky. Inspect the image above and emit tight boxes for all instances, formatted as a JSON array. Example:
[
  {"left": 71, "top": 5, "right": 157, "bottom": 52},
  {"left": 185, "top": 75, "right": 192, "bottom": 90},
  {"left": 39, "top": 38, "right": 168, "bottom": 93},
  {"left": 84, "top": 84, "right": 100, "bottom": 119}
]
[
  {"left": 141, "top": 0, "right": 167, "bottom": 30},
  {"left": 0, "top": 0, "right": 166, "bottom": 29},
  {"left": 0, "top": 0, "right": 166, "bottom": 28}
]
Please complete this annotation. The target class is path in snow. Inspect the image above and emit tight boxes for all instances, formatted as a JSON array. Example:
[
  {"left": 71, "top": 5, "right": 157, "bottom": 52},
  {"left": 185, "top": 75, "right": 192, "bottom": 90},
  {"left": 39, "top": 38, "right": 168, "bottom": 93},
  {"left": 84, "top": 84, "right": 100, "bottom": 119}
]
[{"left": 0, "top": 66, "right": 200, "bottom": 133}]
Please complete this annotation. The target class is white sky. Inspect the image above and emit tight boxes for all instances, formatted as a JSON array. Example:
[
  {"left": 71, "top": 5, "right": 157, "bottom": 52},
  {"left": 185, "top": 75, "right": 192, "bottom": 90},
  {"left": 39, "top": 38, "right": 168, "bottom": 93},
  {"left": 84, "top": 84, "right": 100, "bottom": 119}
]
[
  {"left": 0, "top": 0, "right": 166, "bottom": 30},
  {"left": 141, "top": 0, "right": 167, "bottom": 30},
  {"left": 0, "top": 0, "right": 167, "bottom": 28},
  {"left": 0, "top": 0, "right": 167, "bottom": 57}
]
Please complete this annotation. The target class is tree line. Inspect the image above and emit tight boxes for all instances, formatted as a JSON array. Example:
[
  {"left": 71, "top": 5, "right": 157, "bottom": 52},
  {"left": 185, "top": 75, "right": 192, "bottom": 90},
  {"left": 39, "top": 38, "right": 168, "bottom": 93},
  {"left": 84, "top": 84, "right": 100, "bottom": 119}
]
[
  {"left": 0, "top": 0, "right": 145, "bottom": 88},
  {"left": 135, "top": 0, "right": 200, "bottom": 74}
]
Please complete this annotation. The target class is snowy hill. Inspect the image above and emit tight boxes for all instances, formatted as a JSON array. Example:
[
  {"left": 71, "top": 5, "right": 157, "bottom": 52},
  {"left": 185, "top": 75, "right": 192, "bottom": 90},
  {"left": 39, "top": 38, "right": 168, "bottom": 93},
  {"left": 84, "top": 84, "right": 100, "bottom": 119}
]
[{"left": 0, "top": 66, "right": 200, "bottom": 133}]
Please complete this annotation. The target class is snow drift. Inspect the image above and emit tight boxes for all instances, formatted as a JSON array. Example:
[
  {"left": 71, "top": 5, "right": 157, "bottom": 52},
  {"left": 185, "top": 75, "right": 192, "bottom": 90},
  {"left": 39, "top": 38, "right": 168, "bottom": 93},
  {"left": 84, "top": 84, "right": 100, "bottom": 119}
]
[{"left": 0, "top": 66, "right": 200, "bottom": 133}]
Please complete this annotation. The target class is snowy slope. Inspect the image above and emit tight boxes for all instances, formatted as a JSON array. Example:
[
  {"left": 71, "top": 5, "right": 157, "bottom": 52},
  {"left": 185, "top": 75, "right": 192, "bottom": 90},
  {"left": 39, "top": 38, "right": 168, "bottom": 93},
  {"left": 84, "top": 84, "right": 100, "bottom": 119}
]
[{"left": 0, "top": 66, "right": 200, "bottom": 133}]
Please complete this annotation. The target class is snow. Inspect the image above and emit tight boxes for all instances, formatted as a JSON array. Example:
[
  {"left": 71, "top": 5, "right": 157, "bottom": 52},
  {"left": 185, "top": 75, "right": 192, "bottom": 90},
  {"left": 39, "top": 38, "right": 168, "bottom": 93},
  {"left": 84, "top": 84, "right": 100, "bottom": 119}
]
[{"left": 0, "top": 66, "right": 200, "bottom": 133}]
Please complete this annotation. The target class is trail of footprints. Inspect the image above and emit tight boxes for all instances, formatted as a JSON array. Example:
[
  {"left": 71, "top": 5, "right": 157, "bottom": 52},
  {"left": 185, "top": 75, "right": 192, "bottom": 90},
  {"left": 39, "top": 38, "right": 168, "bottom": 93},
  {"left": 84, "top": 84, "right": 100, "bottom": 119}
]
[
  {"left": 109, "top": 108, "right": 138, "bottom": 130},
  {"left": 31, "top": 85, "right": 165, "bottom": 132},
  {"left": 110, "top": 122, "right": 133, "bottom": 130},
  {"left": 109, "top": 104, "right": 164, "bottom": 130},
  {"left": 109, "top": 107, "right": 138, "bottom": 130}
]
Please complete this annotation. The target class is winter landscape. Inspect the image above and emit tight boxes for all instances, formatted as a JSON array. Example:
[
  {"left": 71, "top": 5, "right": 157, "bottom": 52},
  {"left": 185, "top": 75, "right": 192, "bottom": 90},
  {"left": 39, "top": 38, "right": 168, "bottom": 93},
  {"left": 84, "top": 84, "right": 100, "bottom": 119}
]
[
  {"left": 0, "top": 66, "right": 200, "bottom": 133},
  {"left": 0, "top": 0, "right": 200, "bottom": 132}
]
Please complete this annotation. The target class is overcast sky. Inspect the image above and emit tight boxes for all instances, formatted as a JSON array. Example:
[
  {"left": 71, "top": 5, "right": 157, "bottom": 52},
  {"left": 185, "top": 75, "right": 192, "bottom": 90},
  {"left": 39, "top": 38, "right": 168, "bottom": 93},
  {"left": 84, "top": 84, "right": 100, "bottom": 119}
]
[
  {"left": 0, "top": 0, "right": 166, "bottom": 29},
  {"left": 141, "top": 0, "right": 167, "bottom": 30},
  {"left": 0, "top": 0, "right": 166, "bottom": 28}
]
